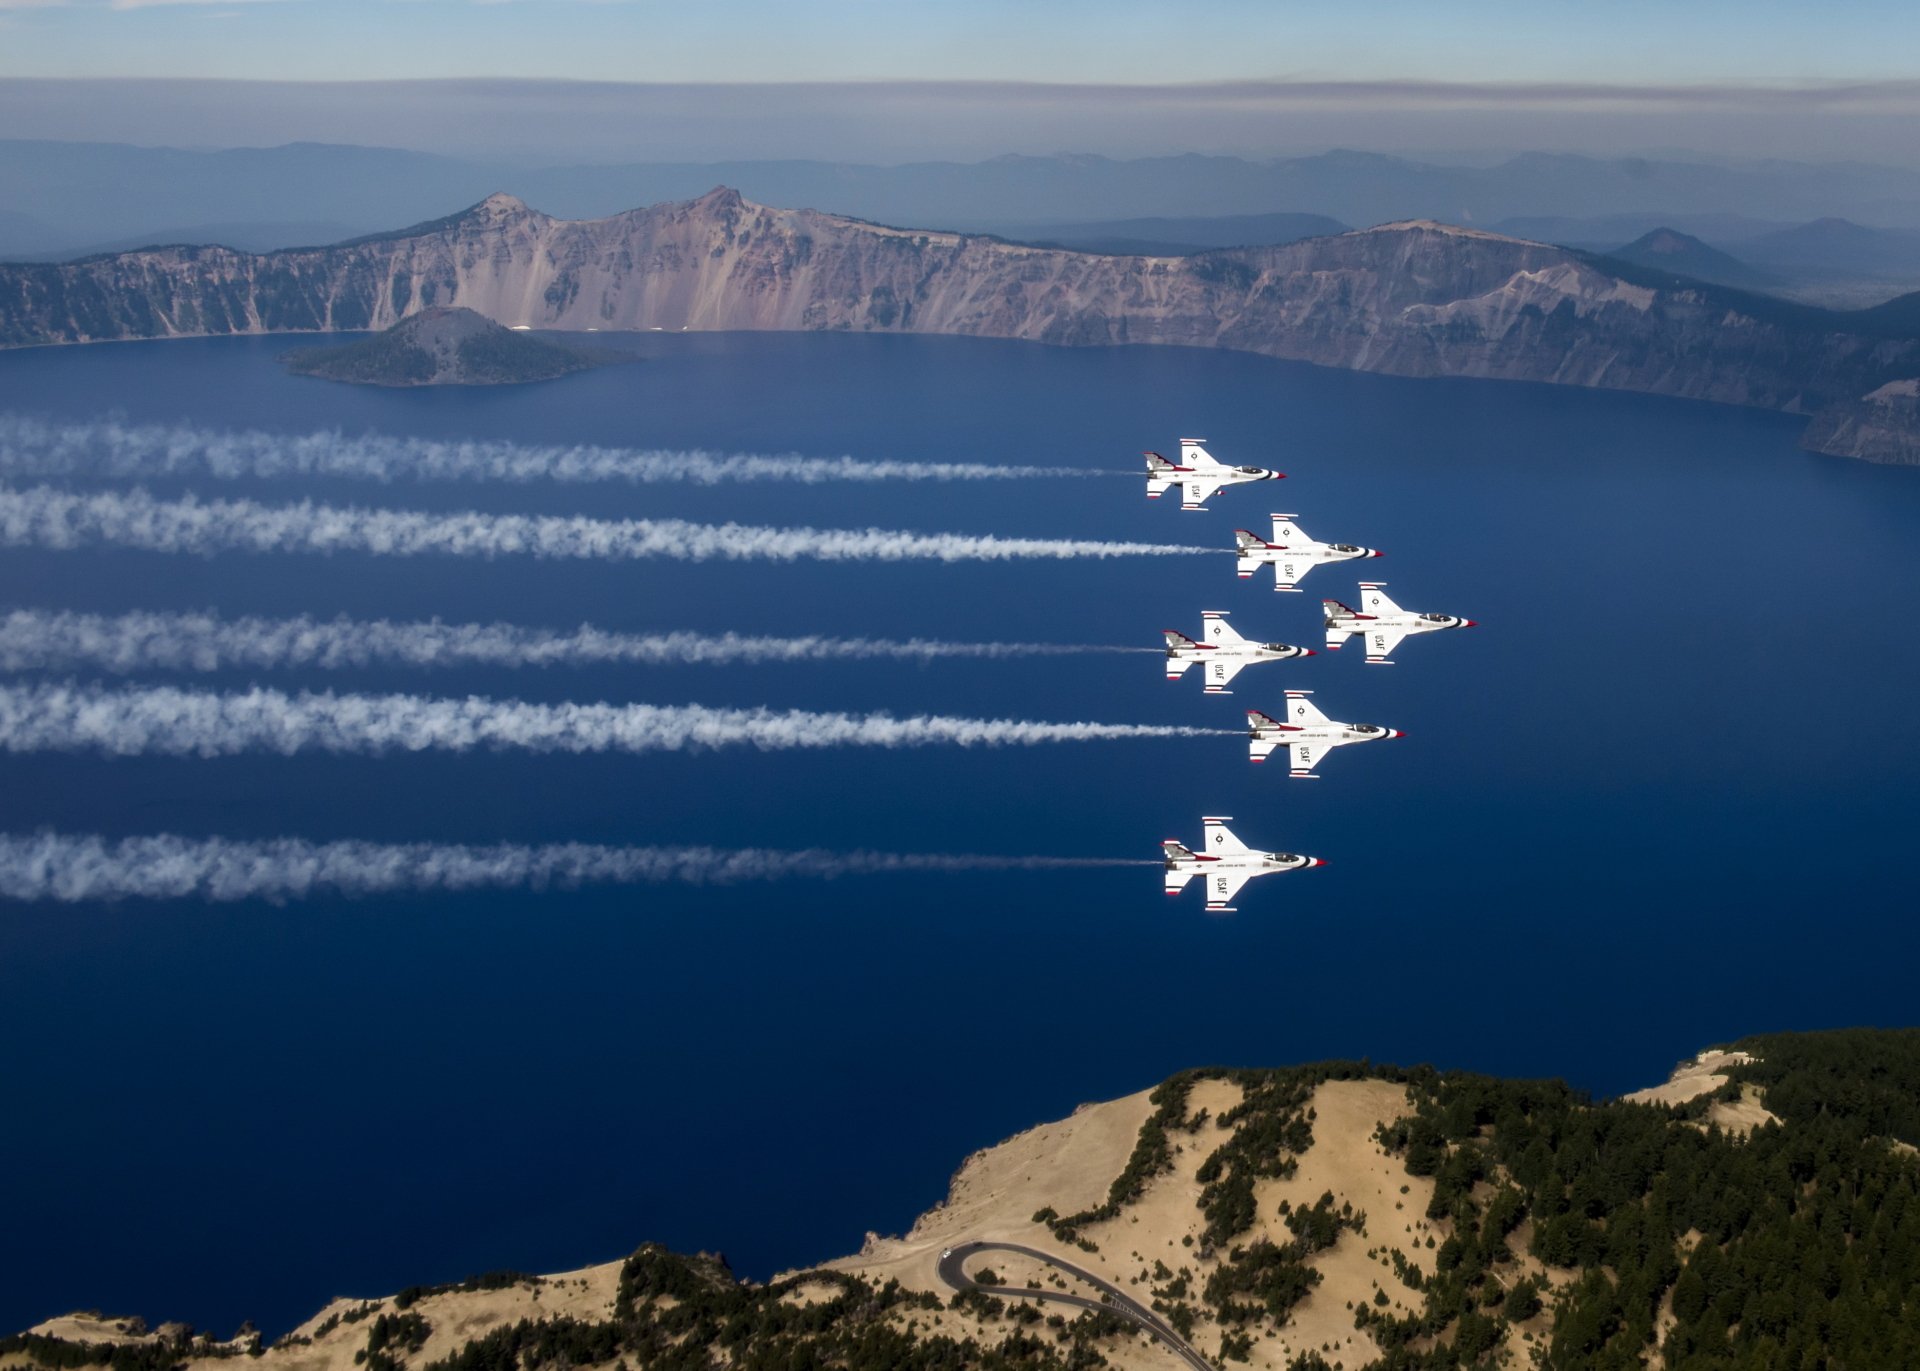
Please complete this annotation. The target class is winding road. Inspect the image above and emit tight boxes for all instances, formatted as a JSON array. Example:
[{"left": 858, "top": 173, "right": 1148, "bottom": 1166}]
[{"left": 935, "top": 1240, "right": 1216, "bottom": 1371}]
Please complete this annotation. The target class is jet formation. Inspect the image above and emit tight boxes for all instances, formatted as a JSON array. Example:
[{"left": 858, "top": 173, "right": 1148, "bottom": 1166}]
[
  {"left": 1144, "top": 438, "right": 1474, "bottom": 911},
  {"left": 1144, "top": 439, "right": 1283, "bottom": 510}
]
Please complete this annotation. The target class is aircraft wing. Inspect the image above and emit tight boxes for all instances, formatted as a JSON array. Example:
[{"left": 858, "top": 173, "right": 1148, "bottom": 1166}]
[
  {"left": 1249, "top": 735, "right": 1279, "bottom": 763},
  {"left": 1205, "top": 657, "right": 1247, "bottom": 693},
  {"left": 1204, "top": 867, "right": 1253, "bottom": 911},
  {"left": 1361, "top": 585, "right": 1403, "bottom": 616},
  {"left": 1182, "top": 476, "right": 1224, "bottom": 510},
  {"left": 1271, "top": 559, "right": 1306, "bottom": 591},
  {"left": 1364, "top": 627, "right": 1409, "bottom": 663},
  {"left": 1202, "top": 818, "right": 1251, "bottom": 854},
  {"left": 1285, "top": 692, "right": 1329, "bottom": 725},
  {"left": 1290, "top": 741, "right": 1330, "bottom": 776}
]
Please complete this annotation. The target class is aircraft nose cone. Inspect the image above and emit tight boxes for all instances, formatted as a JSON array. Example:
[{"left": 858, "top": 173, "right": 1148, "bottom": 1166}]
[
  {"left": 1301, "top": 648, "right": 1317, "bottom": 657},
  {"left": 1309, "top": 857, "right": 1328, "bottom": 868},
  {"left": 1369, "top": 549, "right": 1384, "bottom": 558},
  {"left": 1462, "top": 619, "right": 1479, "bottom": 627},
  {"left": 1390, "top": 729, "right": 1405, "bottom": 739}
]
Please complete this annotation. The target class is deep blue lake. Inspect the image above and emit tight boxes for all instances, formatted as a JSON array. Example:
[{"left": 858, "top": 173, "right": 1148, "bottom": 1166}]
[{"left": 2, "top": 331, "right": 1917, "bottom": 1336}]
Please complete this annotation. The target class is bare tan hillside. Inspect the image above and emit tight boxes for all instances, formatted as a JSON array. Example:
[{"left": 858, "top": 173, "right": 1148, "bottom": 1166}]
[
  {"left": 16, "top": 1040, "right": 1877, "bottom": 1371},
  {"left": 825, "top": 1075, "right": 1458, "bottom": 1370}
]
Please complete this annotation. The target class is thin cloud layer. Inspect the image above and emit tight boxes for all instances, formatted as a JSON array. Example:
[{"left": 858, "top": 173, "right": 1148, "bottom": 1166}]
[{"left": 2, "top": 76, "right": 1917, "bottom": 164}]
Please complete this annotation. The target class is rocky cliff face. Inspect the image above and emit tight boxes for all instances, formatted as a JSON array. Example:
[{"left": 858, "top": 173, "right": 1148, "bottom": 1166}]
[
  {"left": 4, "top": 188, "right": 1918, "bottom": 459},
  {"left": 1798, "top": 378, "right": 1920, "bottom": 464}
]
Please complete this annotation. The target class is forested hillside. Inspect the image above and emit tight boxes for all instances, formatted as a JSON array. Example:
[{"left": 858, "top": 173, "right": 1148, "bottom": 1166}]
[{"left": 7, "top": 1029, "right": 1917, "bottom": 1371}]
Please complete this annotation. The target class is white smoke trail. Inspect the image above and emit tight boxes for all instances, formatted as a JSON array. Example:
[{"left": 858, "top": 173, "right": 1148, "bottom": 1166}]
[
  {"left": 0, "top": 485, "right": 1216, "bottom": 565},
  {"left": 0, "top": 609, "right": 1150, "bottom": 674},
  {"left": 0, "top": 414, "right": 1113, "bottom": 486},
  {"left": 0, "top": 682, "right": 1234, "bottom": 758},
  {"left": 0, "top": 832, "right": 1155, "bottom": 904}
]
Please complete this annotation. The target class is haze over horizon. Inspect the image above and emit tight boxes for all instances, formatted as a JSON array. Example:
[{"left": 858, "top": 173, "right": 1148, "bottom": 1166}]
[
  {"left": 3, "top": 0, "right": 1920, "bottom": 164},
  {"left": 6, "top": 77, "right": 1920, "bottom": 166}
]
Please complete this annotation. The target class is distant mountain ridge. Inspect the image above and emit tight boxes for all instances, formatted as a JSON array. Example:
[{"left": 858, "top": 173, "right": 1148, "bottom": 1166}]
[
  {"left": 1, "top": 187, "right": 1917, "bottom": 462},
  {"left": 9, "top": 139, "right": 1920, "bottom": 259},
  {"left": 1601, "top": 228, "right": 1778, "bottom": 291},
  {"left": 984, "top": 211, "right": 1350, "bottom": 256}
]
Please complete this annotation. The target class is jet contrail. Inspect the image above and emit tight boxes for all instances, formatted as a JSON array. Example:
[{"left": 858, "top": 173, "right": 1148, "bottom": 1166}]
[
  {"left": 0, "top": 485, "right": 1216, "bottom": 565},
  {"left": 0, "top": 609, "right": 1151, "bottom": 674},
  {"left": 0, "top": 682, "right": 1235, "bottom": 758},
  {"left": 0, "top": 832, "right": 1156, "bottom": 904},
  {"left": 0, "top": 414, "right": 1114, "bottom": 486}
]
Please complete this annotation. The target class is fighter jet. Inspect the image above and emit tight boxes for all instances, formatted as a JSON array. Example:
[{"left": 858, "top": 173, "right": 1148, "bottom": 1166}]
[
  {"left": 1145, "top": 439, "right": 1283, "bottom": 510},
  {"left": 1323, "top": 582, "right": 1476, "bottom": 664},
  {"left": 1234, "top": 514, "right": 1379, "bottom": 591},
  {"left": 1164, "top": 611, "right": 1313, "bottom": 694},
  {"left": 1247, "top": 690, "right": 1402, "bottom": 776},
  {"left": 1162, "top": 816, "right": 1324, "bottom": 912}
]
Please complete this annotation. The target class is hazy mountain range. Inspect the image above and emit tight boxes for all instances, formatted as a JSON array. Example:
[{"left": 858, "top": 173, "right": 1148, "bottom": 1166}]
[
  {"left": 4, "top": 186, "right": 1918, "bottom": 464},
  {"left": 10, "top": 139, "right": 1920, "bottom": 259}
]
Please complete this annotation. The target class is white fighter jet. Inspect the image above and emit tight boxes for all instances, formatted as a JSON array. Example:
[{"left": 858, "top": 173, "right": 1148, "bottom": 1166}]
[
  {"left": 1323, "top": 582, "right": 1476, "bottom": 664},
  {"left": 1162, "top": 816, "right": 1324, "bottom": 912},
  {"left": 1164, "top": 611, "right": 1313, "bottom": 694},
  {"left": 1234, "top": 514, "right": 1380, "bottom": 591},
  {"left": 1145, "top": 439, "right": 1283, "bottom": 510},
  {"left": 1246, "top": 690, "right": 1402, "bottom": 776}
]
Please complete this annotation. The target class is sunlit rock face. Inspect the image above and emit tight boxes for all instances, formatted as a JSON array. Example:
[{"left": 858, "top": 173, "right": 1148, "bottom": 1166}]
[{"left": 3, "top": 188, "right": 1918, "bottom": 457}]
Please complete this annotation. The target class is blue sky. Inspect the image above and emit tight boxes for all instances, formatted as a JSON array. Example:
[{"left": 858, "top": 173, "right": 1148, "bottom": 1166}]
[{"left": 4, "top": 0, "right": 1918, "bottom": 86}]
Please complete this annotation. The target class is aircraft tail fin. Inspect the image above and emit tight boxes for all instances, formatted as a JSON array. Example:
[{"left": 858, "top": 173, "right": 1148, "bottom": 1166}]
[
  {"left": 1322, "top": 599, "right": 1357, "bottom": 650},
  {"left": 1233, "top": 530, "right": 1266, "bottom": 579},
  {"left": 1164, "top": 630, "right": 1197, "bottom": 678},
  {"left": 1145, "top": 451, "right": 1178, "bottom": 498},
  {"left": 1162, "top": 841, "right": 1196, "bottom": 894}
]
